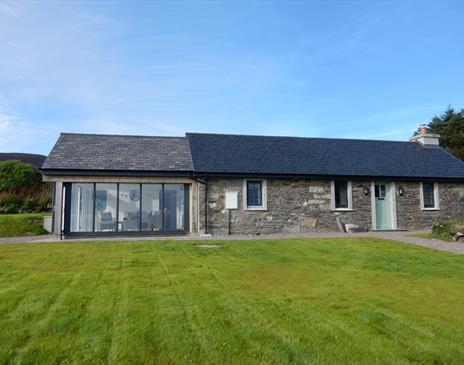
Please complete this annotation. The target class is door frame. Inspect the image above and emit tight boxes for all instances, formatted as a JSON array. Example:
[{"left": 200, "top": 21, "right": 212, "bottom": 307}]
[{"left": 370, "top": 181, "right": 398, "bottom": 230}]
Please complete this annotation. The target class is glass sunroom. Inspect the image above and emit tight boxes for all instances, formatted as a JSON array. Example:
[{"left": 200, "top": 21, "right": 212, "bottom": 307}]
[{"left": 63, "top": 182, "right": 189, "bottom": 236}]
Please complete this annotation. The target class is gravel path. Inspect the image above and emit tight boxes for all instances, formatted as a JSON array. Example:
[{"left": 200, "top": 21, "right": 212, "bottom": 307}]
[
  {"left": 0, "top": 231, "right": 463, "bottom": 254},
  {"left": 367, "top": 231, "right": 464, "bottom": 255}
]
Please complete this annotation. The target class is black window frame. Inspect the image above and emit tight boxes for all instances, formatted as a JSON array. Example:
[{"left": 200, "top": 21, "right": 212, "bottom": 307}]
[
  {"left": 246, "top": 180, "right": 263, "bottom": 207},
  {"left": 63, "top": 182, "right": 189, "bottom": 237}
]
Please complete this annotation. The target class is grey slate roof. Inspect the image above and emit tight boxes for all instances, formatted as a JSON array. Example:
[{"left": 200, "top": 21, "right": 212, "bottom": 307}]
[
  {"left": 186, "top": 133, "right": 464, "bottom": 179},
  {"left": 42, "top": 133, "right": 192, "bottom": 171},
  {"left": 42, "top": 131, "right": 464, "bottom": 180}
]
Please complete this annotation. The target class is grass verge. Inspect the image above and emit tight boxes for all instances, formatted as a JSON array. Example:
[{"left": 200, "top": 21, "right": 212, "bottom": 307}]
[
  {"left": 0, "top": 213, "right": 48, "bottom": 237},
  {"left": 408, "top": 233, "right": 434, "bottom": 240}
]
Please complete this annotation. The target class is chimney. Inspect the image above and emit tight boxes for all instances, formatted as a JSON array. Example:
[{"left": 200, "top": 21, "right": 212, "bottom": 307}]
[
  {"left": 409, "top": 127, "right": 440, "bottom": 146},
  {"left": 419, "top": 126, "right": 429, "bottom": 135}
]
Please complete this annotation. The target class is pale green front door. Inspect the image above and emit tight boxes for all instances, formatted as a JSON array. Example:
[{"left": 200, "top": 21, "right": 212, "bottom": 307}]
[{"left": 375, "top": 183, "right": 392, "bottom": 230}]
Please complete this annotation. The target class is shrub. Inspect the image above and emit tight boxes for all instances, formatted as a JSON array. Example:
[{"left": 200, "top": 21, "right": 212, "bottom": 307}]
[
  {"left": 20, "top": 196, "right": 36, "bottom": 212},
  {"left": 432, "top": 220, "right": 459, "bottom": 241},
  {"left": 0, "top": 193, "right": 23, "bottom": 214},
  {"left": 0, "top": 160, "right": 51, "bottom": 214},
  {"left": 0, "top": 160, "right": 42, "bottom": 191}
]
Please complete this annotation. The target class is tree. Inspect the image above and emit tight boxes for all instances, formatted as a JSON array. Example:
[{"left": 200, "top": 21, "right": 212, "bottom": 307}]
[{"left": 415, "top": 107, "right": 464, "bottom": 161}]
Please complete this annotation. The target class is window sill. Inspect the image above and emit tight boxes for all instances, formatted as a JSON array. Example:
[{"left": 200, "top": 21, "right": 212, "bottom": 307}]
[
  {"left": 421, "top": 208, "right": 440, "bottom": 211},
  {"left": 245, "top": 206, "right": 267, "bottom": 211},
  {"left": 331, "top": 208, "right": 354, "bottom": 212}
]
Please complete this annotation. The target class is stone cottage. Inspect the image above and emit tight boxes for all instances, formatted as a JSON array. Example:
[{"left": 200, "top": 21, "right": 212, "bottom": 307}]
[{"left": 41, "top": 129, "right": 464, "bottom": 238}]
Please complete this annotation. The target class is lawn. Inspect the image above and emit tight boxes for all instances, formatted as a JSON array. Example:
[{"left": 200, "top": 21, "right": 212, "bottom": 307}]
[
  {"left": 0, "top": 238, "right": 463, "bottom": 364},
  {"left": 0, "top": 213, "right": 48, "bottom": 237}
]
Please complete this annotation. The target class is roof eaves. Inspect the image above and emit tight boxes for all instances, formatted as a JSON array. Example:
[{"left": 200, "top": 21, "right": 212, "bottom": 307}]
[
  {"left": 40, "top": 168, "right": 194, "bottom": 177},
  {"left": 190, "top": 170, "right": 464, "bottom": 181}
]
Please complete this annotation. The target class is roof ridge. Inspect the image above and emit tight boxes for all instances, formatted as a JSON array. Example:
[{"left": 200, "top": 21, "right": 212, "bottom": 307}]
[
  {"left": 60, "top": 132, "right": 186, "bottom": 139},
  {"left": 61, "top": 131, "right": 415, "bottom": 144},
  {"left": 186, "top": 132, "right": 413, "bottom": 144}
]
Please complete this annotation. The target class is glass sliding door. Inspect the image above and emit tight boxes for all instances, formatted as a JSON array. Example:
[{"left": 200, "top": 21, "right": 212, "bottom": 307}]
[
  {"left": 119, "top": 184, "right": 141, "bottom": 232},
  {"left": 163, "top": 184, "right": 185, "bottom": 231},
  {"left": 70, "top": 183, "right": 94, "bottom": 232},
  {"left": 95, "top": 183, "right": 117, "bottom": 232},
  {"left": 66, "top": 182, "right": 188, "bottom": 235},
  {"left": 141, "top": 184, "right": 163, "bottom": 232}
]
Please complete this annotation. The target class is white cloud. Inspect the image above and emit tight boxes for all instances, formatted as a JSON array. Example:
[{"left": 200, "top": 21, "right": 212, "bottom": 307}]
[
  {"left": 350, "top": 128, "right": 417, "bottom": 141},
  {"left": 0, "top": 103, "right": 59, "bottom": 153},
  {"left": 0, "top": 108, "right": 32, "bottom": 151},
  {"left": 333, "top": 105, "right": 441, "bottom": 141},
  {"left": 0, "top": 2, "right": 20, "bottom": 18}
]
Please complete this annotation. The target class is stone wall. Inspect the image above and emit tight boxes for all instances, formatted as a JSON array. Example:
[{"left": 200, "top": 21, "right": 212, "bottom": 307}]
[
  {"left": 201, "top": 178, "right": 464, "bottom": 235},
  {"left": 49, "top": 175, "right": 464, "bottom": 236},
  {"left": 201, "top": 178, "right": 373, "bottom": 235},
  {"left": 396, "top": 182, "right": 464, "bottom": 230}
]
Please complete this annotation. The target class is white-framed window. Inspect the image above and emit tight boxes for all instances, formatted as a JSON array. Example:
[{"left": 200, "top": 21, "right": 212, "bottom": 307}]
[
  {"left": 243, "top": 179, "right": 267, "bottom": 210},
  {"left": 420, "top": 182, "right": 440, "bottom": 210},
  {"left": 331, "top": 181, "right": 353, "bottom": 211}
]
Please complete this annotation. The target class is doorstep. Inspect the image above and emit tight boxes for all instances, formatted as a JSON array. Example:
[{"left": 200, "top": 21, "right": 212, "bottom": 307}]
[{"left": 368, "top": 229, "right": 409, "bottom": 232}]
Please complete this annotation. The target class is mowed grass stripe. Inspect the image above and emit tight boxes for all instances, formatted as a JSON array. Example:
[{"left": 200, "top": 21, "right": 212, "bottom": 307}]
[
  {"left": 71, "top": 261, "right": 122, "bottom": 364},
  {"left": 196, "top": 244, "right": 374, "bottom": 364},
  {"left": 181, "top": 242, "right": 320, "bottom": 363},
  {"left": 0, "top": 244, "right": 88, "bottom": 362},
  {"left": 174, "top": 242, "right": 295, "bottom": 364},
  {"left": 106, "top": 246, "right": 132, "bottom": 364},
  {"left": 162, "top": 242, "right": 399, "bottom": 363},
  {"left": 7, "top": 244, "right": 98, "bottom": 364}
]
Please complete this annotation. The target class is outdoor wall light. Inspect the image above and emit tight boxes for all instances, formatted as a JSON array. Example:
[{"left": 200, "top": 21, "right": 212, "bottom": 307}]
[
  {"left": 398, "top": 186, "right": 405, "bottom": 196},
  {"left": 359, "top": 185, "right": 370, "bottom": 196}
]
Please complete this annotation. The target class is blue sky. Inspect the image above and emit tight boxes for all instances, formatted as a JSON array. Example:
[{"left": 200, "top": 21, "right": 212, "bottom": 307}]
[{"left": 0, "top": 1, "right": 463, "bottom": 155}]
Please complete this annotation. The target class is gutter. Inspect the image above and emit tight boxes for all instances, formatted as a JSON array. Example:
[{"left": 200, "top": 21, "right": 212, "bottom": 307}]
[
  {"left": 190, "top": 171, "right": 464, "bottom": 183},
  {"left": 40, "top": 167, "right": 464, "bottom": 182},
  {"left": 40, "top": 169, "right": 192, "bottom": 177}
]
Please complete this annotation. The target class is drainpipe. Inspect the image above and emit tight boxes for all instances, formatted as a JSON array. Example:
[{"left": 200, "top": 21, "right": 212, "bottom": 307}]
[
  {"left": 204, "top": 176, "right": 208, "bottom": 234},
  {"left": 60, "top": 184, "right": 65, "bottom": 240}
]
